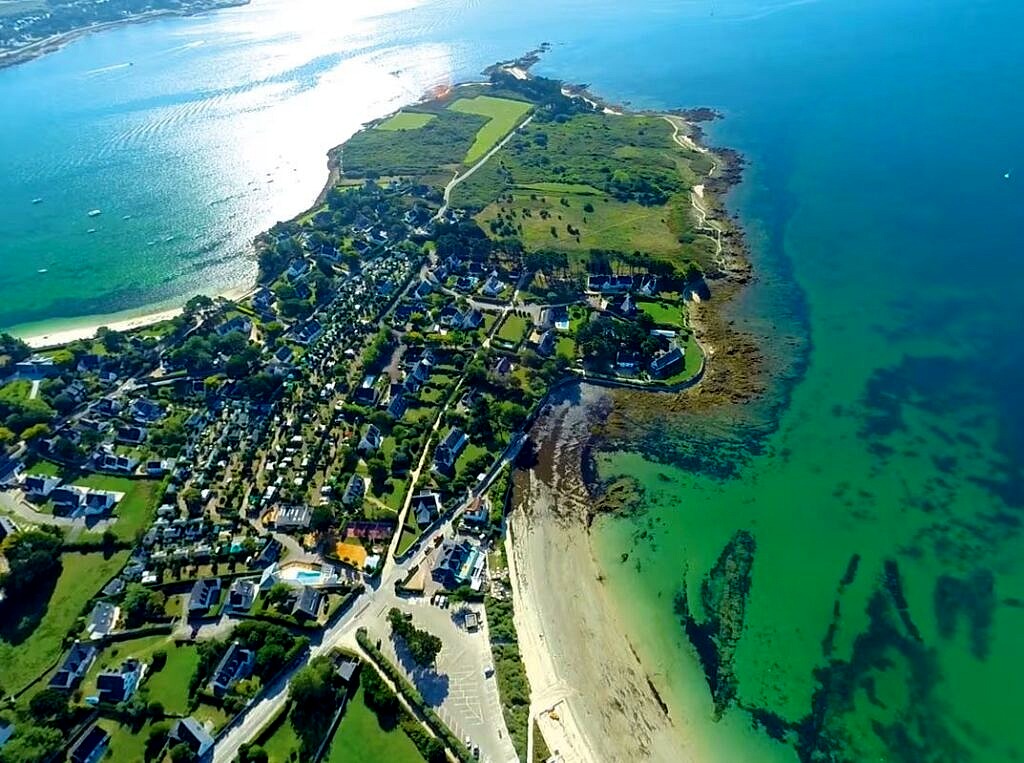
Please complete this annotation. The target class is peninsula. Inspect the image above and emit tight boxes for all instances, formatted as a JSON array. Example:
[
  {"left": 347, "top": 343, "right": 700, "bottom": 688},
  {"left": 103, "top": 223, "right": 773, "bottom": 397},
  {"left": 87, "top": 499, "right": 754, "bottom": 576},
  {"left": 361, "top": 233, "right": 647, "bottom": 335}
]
[{"left": 0, "top": 54, "right": 746, "bottom": 763}]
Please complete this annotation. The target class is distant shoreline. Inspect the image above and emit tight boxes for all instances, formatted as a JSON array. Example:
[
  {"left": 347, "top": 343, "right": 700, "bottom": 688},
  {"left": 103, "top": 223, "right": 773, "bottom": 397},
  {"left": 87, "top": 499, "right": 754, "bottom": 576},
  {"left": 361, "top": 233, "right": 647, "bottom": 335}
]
[{"left": 0, "top": 0, "right": 249, "bottom": 72}]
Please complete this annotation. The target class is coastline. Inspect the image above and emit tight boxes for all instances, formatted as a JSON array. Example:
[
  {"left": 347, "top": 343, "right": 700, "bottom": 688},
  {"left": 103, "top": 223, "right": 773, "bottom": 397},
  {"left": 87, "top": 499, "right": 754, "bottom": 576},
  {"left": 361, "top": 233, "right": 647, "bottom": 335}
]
[
  {"left": 16, "top": 283, "right": 253, "bottom": 349},
  {"left": 0, "top": 0, "right": 250, "bottom": 72}
]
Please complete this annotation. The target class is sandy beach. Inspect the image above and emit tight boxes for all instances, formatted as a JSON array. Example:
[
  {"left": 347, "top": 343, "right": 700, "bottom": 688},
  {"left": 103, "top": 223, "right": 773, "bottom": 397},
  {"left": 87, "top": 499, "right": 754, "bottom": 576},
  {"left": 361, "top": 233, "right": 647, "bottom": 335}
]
[
  {"left": 18, "top": 284, "right": 254, "bottom": 349},
  {"left": 507, "top": 384, "right": 698, "bottom": 763}
]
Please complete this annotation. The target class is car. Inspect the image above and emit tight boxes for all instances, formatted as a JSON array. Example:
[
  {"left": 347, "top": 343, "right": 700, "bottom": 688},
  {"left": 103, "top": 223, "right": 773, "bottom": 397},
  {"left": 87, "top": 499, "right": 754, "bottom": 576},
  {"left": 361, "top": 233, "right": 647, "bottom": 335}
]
[
  {"left": 483, "top": 666, "right": 494, "bottom": 678},
  {"left": 473, "top": 745, "right": 480, "bottom": 759}
]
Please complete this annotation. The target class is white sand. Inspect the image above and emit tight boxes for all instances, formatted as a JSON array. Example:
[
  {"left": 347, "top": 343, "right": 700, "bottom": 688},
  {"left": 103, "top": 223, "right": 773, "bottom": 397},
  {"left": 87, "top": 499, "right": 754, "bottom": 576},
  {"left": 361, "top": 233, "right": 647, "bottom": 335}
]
[{"left": 507, "top": 385, "right": 697, "bottom": 763}]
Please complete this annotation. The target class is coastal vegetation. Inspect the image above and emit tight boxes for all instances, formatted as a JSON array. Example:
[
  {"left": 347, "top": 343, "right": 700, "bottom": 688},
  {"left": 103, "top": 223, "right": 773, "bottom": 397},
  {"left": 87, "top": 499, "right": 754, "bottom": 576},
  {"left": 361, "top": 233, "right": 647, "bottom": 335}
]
[{"left": 448, "top": 95, "right": 533, "bottom": 164}]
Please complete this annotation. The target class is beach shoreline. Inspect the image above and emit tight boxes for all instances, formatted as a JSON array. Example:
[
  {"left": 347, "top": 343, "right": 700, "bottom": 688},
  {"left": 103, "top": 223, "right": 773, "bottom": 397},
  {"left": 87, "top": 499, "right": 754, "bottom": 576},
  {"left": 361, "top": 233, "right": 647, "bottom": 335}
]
[
  {"left": 17, "top": 283, "right": 254, "bottom": 349},
  {"left": 0, "top": 0, "right": 249, "bottom": 72}
]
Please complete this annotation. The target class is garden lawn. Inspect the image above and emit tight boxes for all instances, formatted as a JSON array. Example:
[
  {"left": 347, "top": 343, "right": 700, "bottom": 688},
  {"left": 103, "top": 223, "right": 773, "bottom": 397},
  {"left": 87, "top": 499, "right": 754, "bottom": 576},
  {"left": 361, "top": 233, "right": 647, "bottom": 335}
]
[
  {"left": 144, "top": 642, "right": 200, "bottom": 715},
  {"left": 261, "top": 713, "right": 303, "bottom": 763},
  {"left": 496, "top": 314, "right": 528, "bottom": 345},
  {"left": 449, "top": 96, "right": 532, "bottom": 165},
  {"left": 0, "top": 550, "right": 128, "bottom": 693},
  {"left": 327, "top": 685, "right": 424, "bottom": 763},
  {"left": 378, "top": 111, "right": 437, "bottom": 131},
  {"left": 82, "top": 634, "right": 172, "bottom": 697},
  {"left": 98, "top": 719, "right": 152, "bottom": 763},
  {"left": 75, "top": 474, "right": 160, "bottom": 541},
  {"left": 637, "top": 298, "right": 685, "bottom": 328}
]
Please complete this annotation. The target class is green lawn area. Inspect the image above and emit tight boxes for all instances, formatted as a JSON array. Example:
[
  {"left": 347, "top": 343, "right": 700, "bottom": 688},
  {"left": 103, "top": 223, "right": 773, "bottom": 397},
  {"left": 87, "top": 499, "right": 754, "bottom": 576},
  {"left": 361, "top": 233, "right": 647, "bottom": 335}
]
[
  {"left": 23, "top": 456, "right": 61, "bottom": 477},
  {"left": 193, "top": 701, "right": 231, "bottom": 732},
  {"left": 144, "top": 642, "right": 200, "bottom": 715},
  {"left": 260, "top": 712, "right": 303, "bottom": 763},
  {"left": 377, "top": 478, "right": 408, "bottom": 512},
  {"left": 326, "top": 685, "right": 424, "bottom": 763},
  {"left": 82, "top": 634, "right": 173, "bottom": 697},
  {"left": 449, "top": 95, "right": 532, "bottom": 165},
  {"left": 75, "top": 474, "right": 160, "bottom": 541},
  {"left": 661, "top": 334, "right": 704, "bottom": 384},
  {"left": 555, "top": 336, "right": 576, "bottom": 360},
  {"left": 98, "top": 719, "right": 152, "bottom": 763},
  {"left": 455, "top": 442, "right": 490, "bottom": 480},
  {"left": 378, "top": 111, "right": 437, "bottom": 131},
  {"left": 515, "top": 182, "right": 603, "bottom": 195},
  {"left": 638, "top": 298, "right": 686, "bottom": 328},
  {"left": 395, "top": 525, "right": 420, "bottom": 557},
  {"left": 496, "top": 314, "right": 529, "bottom": 344},
  {"left": 478, "top": 190, "right": 687, "bottom": 264},
  {"left": 0, "top": 550, "right": 128, "bottom": 693}
]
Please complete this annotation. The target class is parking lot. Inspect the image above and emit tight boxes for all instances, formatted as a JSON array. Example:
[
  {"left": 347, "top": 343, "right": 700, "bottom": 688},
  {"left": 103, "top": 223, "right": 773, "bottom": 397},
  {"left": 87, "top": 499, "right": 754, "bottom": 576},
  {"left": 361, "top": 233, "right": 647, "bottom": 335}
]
[{"left": 366, "top": 591, "right": 518, "bottom": 763}]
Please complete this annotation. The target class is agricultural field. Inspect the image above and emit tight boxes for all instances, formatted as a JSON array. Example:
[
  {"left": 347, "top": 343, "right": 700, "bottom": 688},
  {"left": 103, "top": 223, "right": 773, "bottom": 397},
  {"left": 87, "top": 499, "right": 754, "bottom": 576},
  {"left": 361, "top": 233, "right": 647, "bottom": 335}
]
[
  {"left": 448, "top": 95, "right": 533, "bottom": 164},
  {"left": 377, "top": 111, "right": 437, "bottom": 131},
  {"left": 0, "top": 550, "right": 128, "bottom": 693}
]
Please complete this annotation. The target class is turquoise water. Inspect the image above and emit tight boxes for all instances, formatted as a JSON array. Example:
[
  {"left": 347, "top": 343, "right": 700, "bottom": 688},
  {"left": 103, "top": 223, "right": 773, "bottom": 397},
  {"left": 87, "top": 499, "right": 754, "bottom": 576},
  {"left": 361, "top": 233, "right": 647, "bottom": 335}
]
[{"left": 2, "top": 0, "right": 1023, "bottom": 759}]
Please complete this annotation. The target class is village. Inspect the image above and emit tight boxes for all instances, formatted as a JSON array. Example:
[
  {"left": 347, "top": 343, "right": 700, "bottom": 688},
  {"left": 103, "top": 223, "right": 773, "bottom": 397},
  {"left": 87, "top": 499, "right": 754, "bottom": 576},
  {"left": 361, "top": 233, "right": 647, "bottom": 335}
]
[{"left": 0, "top": 63, "right": 714, "bottom": 763}]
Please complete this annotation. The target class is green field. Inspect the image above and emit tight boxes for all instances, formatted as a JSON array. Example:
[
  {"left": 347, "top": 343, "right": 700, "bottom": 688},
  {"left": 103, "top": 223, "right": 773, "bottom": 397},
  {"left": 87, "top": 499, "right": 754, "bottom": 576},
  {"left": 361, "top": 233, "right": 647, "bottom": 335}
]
[
  {"left": 449, "top": 96, "right": 532, "bottom": 165},
  {"left": 260, "top": 712, "right": 302, "bottom": 762},
  {"left": 75, "top": 474, "right": 160, "bottom": 541},
  {"left": 98, "top": 719, "right": 152, "bottom": 763},
  {"left": 378, "top": 111, "right": 437, "bottom": 131},
  {"left": 496, "top": 314, "right": 529, "bottom": 345},
  {"left": 0, "top": 550, "right": 128, "bottom": 693},
  {"left": 479, "top": 191, "right": 690, "bottom": 263},
  {"left": 327, "top": 685, "right": 424, "bottom": 763},
  {"left": 144, "top": 642, "right": 201, "bottom": 715},
  {"left": 81, "top": 634, "right": 172, "bottom": 697},
  {"left": 638, "top": 298, "right": 686, "bottom": 327}
]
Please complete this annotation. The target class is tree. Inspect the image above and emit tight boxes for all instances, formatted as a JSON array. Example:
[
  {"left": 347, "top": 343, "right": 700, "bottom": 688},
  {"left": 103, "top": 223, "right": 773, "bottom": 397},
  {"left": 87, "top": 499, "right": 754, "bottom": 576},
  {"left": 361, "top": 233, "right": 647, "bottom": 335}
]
[
  {"left": 360, "top": 665, "right": 398, "bottom": 718},
  {"left": 144, "top": 722, "right": 171, "bottom": 761},
  {"left": 387, "top": 608, "right": 442, "bottom": 667},
  {"left": 0, "top": 530, "right": 62, "bottom": 598},
  {"left": 168, "top": 743, "right": 196, "bottom": 763},
  {"left": 289, "top": 657, "right": 340, "bottom": 753},
  {"left": 20, "top": 422, "right": 50, "bottom": 441},
  {"left": 29, "top": 689, "right": 71, "bottom": 727},
  {"left": 0, "top": 725, "right": 63, "bottom": 763},
  {"left": 122, "top": 584, "right": 166, "bottom": 627}
]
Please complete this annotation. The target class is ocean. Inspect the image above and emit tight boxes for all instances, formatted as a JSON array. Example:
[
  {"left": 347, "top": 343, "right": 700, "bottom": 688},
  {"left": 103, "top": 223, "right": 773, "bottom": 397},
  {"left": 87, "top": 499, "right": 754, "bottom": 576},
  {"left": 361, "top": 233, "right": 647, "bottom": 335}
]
[{"left": 2, "top": 0, "right": 1022, "bottom": 759}]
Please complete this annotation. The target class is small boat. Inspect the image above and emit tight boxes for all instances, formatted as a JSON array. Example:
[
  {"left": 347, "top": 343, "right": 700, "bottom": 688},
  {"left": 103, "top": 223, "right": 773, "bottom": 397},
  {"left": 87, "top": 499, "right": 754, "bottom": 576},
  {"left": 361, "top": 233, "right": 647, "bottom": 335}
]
[
  {"left": 37, "top": 268, "right": 47, "bottom": 274},
  {"left": 122, "top": 214, "right": 132, "bottom": 220},
  {"left": 31, "top": 198, "right": 43, "bottom": 204},
  {"left": 88, "top": 209, "right": 102, "bottom": 217},
  {"left": 87, "top": 228, "right": 97, "bottom": 233}
]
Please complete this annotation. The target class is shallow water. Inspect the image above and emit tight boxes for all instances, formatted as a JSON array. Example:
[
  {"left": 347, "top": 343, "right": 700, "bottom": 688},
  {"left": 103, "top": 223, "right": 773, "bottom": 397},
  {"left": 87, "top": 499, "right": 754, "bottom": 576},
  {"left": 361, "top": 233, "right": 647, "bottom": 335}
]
[{"left": 2, "top": 0, "right": 1023, "bottom": 758}]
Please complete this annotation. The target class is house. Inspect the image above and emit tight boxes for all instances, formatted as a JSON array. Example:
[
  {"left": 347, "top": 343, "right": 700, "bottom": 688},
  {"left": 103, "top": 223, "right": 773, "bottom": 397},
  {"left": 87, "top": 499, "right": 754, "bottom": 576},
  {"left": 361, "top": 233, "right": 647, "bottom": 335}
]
[
  {"left": 293, "top": 319, "right": 323, "bottom": 345},
  {"left": 458, "top": 308, "right": 484, "bottom": 331},
  {"left": 49, "top": 641, "right": 97, "bottom": 690},
  {"left": 209, "top": 641, "right": 255, "bottom": 696},
  {"left": 359, "top": 424, "right": 383, "bottom": 454},
  {"left": 83, "top": 490, "right": 118, "bottom": 516},
  {"left": 227, "top": 578, "right": 259, "bottom": 612},
  {"left": 616, "top": 351, "right": 641, "bottom": 370},
  {"left": 353, "top": 374, "right": 379, "bottom": 406},
  {"left": 86, "top": 601, "right": 119, "bottom": 640},
  {"left": 93, "top": 450, "right": 138, "bottom": 474},
  {"left": 286, "top": 258, "right": 311, "bottom": 282},
  {"left": 620, "top": 293, "right": 637, "bottom": 316},
  {"left": 96, "top": 659, "right": 144, "bottom": 704},
  {"left": 0, "top": 516, "right": 18, "bottom": 543},
  {"left": 481, "top": 273, "right": 504, "bottom": 297},
  {"left": 254, "top": 538, "right": 282, "bottom": 569},
  {"left": 171, "top": 718, "right": 215, "bottom": 758},
  {"left": 23, "top": 474, "right": 59, "bottom": 501},
  {"left": 650, "top": 347, "right": 684, "bottom": 378},
  {"left": 433, "top": 428, "right": 468, "bottom": 473},
  {"left": 275, "top": 505, "right": 313, "bottom": 532},
  {"left": 50, "top": 485, "right": 84, "bottom": 512},
  {"left": 188, "top": 577, "right": 222, "bottom": 616},
  {"left": 216, "top": 316, "right": 252, "bottom": 337},
  {"left": 587, "top": 274, "right": 633, "bottom": 293},
  {"left": 146, "top": 459, "right": 169, "bottom": 477},
  {"left": 386, "top": 393, "right": 407, "bottom": 420},
  {"left": 463, "top": 495, "right": 491, "bottom": 528},
  {"left": 549, "top": 306, "right": 570, "bottom": 331},
  {"left": 274, "top": 345, "right": 294, "bottom": 365},
  {"left": 530, "top": 329, "right": 555, "bottom": 357},
  {"left": 492, "top": 356, "right": 514, "bottom": 378},
  {"left": 292, "top": 586, "right": 324, "bottom": 621},
  {"left": 69, "top": 724, "right": 110, "bottom": 763},
  {"left": 253, "top": 287, "right": 276, "bottom": 313},
  {"left": 411, "top": 491, "right": 442, "bottom": 528},
  {"left": 15, "top": 355, "right": 57, "bottom": 377},
  {"left": 0, "top": 720, "right": 13, "bottom": 749},
  {"left": 90, "top": 397, "right": 123, "bottom": 417},
  {"left": 431, "top": 539, "right": 477, "bottom": 589},
  {"left": 130, "top": 399, "right": 164, "bottom": 424},
  {"left": 414, "top": 280, "right": 433, "bottom": 299},
  {"left": 116, "top": 425, "right": 147, "bottom": 445},
  {"left": 638, "top": 275, "right": 658, "bottom": 296},
  {"left": 342, "top": 474, "right": 365, "bottom": 506},
  {"left": 335, "top": 657, "right": 360, "bottom": 687}
]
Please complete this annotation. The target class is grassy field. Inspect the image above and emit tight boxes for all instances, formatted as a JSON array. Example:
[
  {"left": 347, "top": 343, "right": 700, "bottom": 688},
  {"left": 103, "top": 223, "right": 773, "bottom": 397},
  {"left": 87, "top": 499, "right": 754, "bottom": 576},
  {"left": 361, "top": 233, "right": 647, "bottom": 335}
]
[
  {"left": 0, "top": 550, "right": 128, "bottom": 693},
  {"left": 98, "top": 719, "right": 152, "bottom": 763},
  {"left": 326, "top": 685, "right": 424, "bottom": 763},
  {"left": 378, "top": 111, "right": 437, "bottom": 131},
  {"left": 638, "top": 298, "right": 686, "bottom": 327},
  {"left": 75, "top": 474, "right": 160, "bottom": 541},
  {"left": 496, "top": 314, "right": 529, "bottom": 345},
  {"left": 449, "top": 95, "right": 532, "bottom": 164},
  {"left": 23, "top": 456, "right": 61, "bottom": 477},
  {"left": 260, "top": 712, "right": 303, "bottom": 763},
  {"left": 144, "top": 642, "right": 200, "bottom": 715},
  {"left": 81, "top": 634, "right": 172, "bottom": 697},
  {"left": 479, "top": 191, "right": 687, "bottom": 263},
  {"left": 661, "top": 333, "right": 704, "bottom": 384}
]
